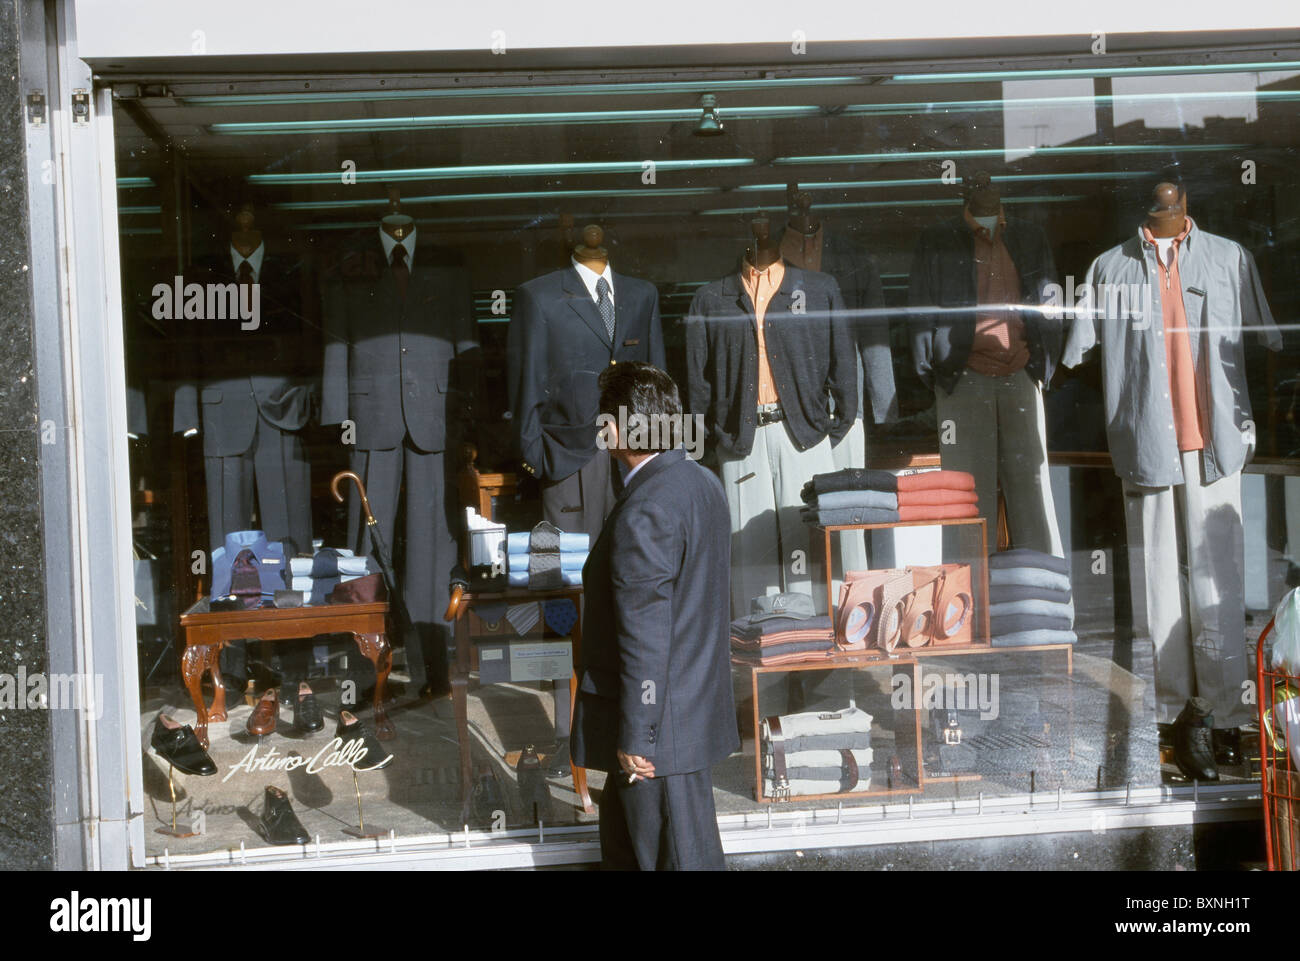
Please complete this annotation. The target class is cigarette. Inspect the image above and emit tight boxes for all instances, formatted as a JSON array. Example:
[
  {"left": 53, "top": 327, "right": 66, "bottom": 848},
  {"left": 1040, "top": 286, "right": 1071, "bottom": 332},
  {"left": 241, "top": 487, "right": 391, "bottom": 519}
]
[{"left": 627, "top": 770, "right": 637, "bottom": 784}]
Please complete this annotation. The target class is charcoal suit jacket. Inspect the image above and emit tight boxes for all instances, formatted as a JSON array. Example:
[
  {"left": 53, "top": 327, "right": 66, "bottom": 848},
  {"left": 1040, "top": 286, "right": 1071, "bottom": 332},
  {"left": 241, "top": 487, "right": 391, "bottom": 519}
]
[
  {"left": 172, "top": 254, "right": 316, "bottom": 458},
  {"left": 572, "top": 448, "right": 739, "bottom": 776},
  {"left": 506, "top": 265, "right": 665, "bottom": 482},
  {"left": 321, "top": 238, "right": 478, "bottom": 453}
]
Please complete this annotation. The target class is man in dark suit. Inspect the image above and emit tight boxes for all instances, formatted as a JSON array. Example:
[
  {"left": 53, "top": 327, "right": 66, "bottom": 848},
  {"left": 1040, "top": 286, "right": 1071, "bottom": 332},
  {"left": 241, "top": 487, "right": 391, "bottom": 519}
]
[
  {"left": 321, "top": 227, "right": 479, "bottom": 694},
  {"left": 506, "top": 260, "right": 665, "bottom": 539},
  {"left": 572, "top": 362, "right": 737, "bottom": 871}
]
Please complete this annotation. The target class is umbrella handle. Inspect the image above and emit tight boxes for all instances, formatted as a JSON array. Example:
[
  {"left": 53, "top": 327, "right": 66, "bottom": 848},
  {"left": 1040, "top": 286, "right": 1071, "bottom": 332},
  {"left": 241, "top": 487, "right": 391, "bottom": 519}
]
[
  {"left": 444, "top": 583, "right": 466, "bottom": 622},
  {"left": 331, "top": 470, "right": 376, "bottom": 526}
]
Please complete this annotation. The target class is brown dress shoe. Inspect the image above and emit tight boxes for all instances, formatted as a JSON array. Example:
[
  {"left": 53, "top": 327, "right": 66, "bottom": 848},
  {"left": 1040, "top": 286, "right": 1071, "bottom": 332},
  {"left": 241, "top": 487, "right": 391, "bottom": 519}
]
[{"left": 247, "top": 688, "right": 279, "bottom": 736}]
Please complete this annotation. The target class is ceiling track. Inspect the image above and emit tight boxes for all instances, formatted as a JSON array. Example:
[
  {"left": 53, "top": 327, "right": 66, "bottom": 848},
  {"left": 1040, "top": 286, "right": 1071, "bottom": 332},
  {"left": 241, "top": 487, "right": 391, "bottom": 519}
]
[{"left": 99, "top": 37, "right": 1300, "bottom": 98}]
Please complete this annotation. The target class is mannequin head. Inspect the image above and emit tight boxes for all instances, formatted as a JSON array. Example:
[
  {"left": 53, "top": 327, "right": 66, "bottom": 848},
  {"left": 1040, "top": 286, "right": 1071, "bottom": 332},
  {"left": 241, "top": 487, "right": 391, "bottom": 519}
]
[
  {"left": 381, "top": 186, "right": 414, "bottom": 240},
  {"left": 572, "top": 224, "right": 609, "bottom": 272},
  {"left": 744, "top": 213, "right": 781, "bottom": 269},
  {"left": 231, "top": 204, "right": 262, "bottom": 258},
  {"left": 963, "top": 170, "right": 1001, "bottom": 217},
  {"left": 1145, "top": 180, "right": 1189, "bottom": 238},
  {"left": 786, "top": 183, "right": 819, "bottom": 235}
]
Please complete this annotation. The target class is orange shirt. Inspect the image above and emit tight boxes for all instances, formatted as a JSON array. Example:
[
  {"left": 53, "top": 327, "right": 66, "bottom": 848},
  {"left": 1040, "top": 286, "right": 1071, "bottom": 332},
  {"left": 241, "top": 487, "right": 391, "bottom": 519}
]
[
  {"left": 1142, "top": 218, "right": 1203, "bottom": 452},
  {"left": 741, "top": 260, "right": 786, "bottom": 407},
  {"left": 965, "top": 206, "right": 1029, "bottom": 377}
]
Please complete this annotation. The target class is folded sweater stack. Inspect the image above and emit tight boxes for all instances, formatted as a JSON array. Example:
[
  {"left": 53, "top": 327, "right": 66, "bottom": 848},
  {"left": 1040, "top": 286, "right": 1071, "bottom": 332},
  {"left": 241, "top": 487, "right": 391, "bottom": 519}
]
[
  {"left": 988, "top": 548, "right": 1076, "bottom": 647},
  {"left": 761, "top": 706, "right": 874, "bottom": 797},
  {"left": 730, "top": 614, "right": 835, "bottom": 666},
  {"left": 504, "top": 530, "right": 590, "bottom": 589},
  {"left": 286, "top": 549, "right": 378, "bottom": 605},
  {"left": 800, "top": 469, "right": 979, "bottom": 526}
]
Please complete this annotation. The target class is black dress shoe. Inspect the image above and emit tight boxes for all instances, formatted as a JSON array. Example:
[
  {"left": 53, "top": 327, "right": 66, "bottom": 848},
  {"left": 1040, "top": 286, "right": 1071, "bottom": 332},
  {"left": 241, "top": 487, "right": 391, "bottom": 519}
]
[
  {"left": 292, "top": 682, "right": 324, "bottom": 734},
  {"left": 335, "top": 710, "right": 392, "bottom": 771},
  {"left": 151, "top": 714, "right": 217, "bottom": 776},
  {"left": 516, "top": 744, "right": 550, "bottom": 820},
  {"left": 1170, "top": 697, "right": 1219, "bottom": 781},
  {"left": 258, "top": 786, "right": 310, "bottom": 845},
  {"left": 1212, "top": 727, "right": 1241, "bottom": 766}
]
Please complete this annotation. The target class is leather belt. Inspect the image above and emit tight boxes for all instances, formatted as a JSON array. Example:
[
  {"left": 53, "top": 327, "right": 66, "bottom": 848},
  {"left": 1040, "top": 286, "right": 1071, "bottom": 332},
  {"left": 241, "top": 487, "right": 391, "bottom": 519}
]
[
  {"left": 755, "top": 404, "right": 785, "bottom": 427},
  {"left": 766, "top": 715, "right": 789, "bottom": 799}
]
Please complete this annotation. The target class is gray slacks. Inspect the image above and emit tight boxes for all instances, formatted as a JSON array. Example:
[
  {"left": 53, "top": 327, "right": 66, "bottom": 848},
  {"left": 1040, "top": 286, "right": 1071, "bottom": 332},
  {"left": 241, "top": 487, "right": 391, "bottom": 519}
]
[
  {"left": 203, "top": 414, "right": 312, "bottom": 555},
  {"left": 1123, "top": 451, "right": 1249, "bottom": 728}
]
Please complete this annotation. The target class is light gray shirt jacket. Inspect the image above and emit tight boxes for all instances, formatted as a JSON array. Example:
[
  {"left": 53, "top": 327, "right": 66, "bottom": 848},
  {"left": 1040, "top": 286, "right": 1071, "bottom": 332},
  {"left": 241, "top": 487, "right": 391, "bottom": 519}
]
[{"left": 1062, "top": 220, "right": 1282, "bottom": 488}]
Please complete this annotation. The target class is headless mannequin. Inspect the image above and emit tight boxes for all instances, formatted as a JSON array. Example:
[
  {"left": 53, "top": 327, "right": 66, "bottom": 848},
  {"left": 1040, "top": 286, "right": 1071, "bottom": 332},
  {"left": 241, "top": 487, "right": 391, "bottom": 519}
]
[
  {"left": 744, "top": 213, "right": 782, "bottom": 270},
  {"left": 965, "top": 170, "right": 1002, "bottom": 233},
  {"left": 1145, "top": 182, "right": 1189, "bottom": 269},
  {"left": 382, "top": 187, "right": 414, "bottom": 241},
  {"left": 572, "top": 224, "right": 608, "bottom": 274}
]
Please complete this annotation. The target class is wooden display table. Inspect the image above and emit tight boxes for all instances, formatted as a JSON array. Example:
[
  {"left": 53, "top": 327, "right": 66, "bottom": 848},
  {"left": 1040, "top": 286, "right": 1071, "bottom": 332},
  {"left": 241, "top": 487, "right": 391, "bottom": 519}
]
[{"left": 178, "top": 600, "right": 393, "bottom": 750}]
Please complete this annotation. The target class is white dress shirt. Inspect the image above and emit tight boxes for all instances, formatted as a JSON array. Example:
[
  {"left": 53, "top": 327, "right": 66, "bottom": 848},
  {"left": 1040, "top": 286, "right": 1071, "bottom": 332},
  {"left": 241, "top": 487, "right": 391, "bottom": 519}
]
[
  {"left": 380, "top": 226, "right": 417, "bottom": 270},
  {"left": 572, "top": 256, "right": 614, "bottom": 305},
  {"left": 624, "top": 451, "right": 659, "bottom": 485},
  {"left": 231, "top": 242, "right": 265, "bottom": 282}
]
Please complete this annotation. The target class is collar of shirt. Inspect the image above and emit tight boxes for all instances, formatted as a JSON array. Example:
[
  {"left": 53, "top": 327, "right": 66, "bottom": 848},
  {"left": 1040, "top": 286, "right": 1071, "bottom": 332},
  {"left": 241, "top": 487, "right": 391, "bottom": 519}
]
[
  {"left": 571, "top": 257, "right": 614, "bottom": 303},
  {"left": 379, "top": 227, "right": 417, "bottom": 271},
  {"left": 1140, "top": 216, "right": 1194, "bottom": 268},
  {"left": 624, "top": 451, "right": 659, "bottom": 485},
  {"left": 963, "top": 205, "right": 1007, "bottom": 242},
  {"left": 740, "top": 258, "right": 785, "bottom": 292},
  {"left": 231, "top": 242, "right": 265, "bottom": 282}
]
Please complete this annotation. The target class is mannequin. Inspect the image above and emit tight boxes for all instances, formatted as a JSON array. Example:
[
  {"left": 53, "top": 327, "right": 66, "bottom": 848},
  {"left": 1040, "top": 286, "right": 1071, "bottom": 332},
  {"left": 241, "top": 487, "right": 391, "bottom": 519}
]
[
  {"left": 507, "top": 221, "right": 666, "bottom": 773},
  {"left": 173, "top": 204, "right": 315, "bottom": 701},
  {"left": 321, "top": 187, "right": 479, "bottom": 699},
  {"left": 684, "top": 214, "right": 856, "bottom": 617},
  {"left": 908, "top": 169, "right": 1064, "bottom": 562},
  {"left": 1062, "top": 177, "right": 1282, "bottom": 780}
]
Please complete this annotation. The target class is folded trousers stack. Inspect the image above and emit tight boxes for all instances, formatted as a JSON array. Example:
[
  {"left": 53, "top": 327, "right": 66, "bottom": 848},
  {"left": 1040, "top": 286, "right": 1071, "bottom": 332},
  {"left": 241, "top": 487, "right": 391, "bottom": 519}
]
[
  {"left": 761, "top": 706, "right": 874, "bottom": 797},
  {"left": 800, "top": 468, "right": 979, "bottom": 526},
  {"left": 988, "top": 548, "right": 1076, "bottom": 647},
  {"left": 730, "top": 614, "right": 836, "bottom": 666}
]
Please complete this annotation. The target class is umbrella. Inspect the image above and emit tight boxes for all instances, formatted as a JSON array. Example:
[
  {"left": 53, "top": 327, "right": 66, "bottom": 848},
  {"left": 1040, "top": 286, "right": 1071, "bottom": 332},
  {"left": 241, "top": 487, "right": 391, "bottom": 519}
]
[{"left": 330, "top": 470, "right": 413, "bottom": 639}]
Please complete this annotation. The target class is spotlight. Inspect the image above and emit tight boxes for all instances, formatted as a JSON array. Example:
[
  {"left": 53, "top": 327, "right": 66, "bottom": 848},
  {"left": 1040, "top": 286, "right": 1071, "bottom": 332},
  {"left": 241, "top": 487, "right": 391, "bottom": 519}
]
[{"left": 694, "top": 94, "right": 724, "bottom": 137}]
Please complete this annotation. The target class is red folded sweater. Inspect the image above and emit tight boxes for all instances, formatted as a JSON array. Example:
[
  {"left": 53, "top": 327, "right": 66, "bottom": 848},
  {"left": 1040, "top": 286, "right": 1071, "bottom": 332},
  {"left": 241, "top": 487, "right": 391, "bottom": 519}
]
[
  {"left": 896, "top": 470, "right": 976, "bottom": 492},
  {"left": 897, "top": 488, "right": 979, "bottom": 507},
  {"left": 898, "top": 503, "right": 980, "bottom": 521}
]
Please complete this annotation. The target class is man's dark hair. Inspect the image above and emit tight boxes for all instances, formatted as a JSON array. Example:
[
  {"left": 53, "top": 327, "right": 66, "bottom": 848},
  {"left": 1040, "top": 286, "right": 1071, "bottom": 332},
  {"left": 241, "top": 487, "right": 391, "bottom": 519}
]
[{"left": 597, "top": 362, "right": 682, "bottom": 453}]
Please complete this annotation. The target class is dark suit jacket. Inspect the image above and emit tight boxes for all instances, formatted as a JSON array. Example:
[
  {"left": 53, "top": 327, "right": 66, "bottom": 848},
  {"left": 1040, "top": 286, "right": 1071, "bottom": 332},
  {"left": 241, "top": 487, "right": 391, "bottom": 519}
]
[
  {"left": 907, "top": 217, "right": 1061, "bottom": 395},
  {"left": 172, "top": 254, "right": 315, "bottom": 458},
  {"left": 572, "top": 448, "right": 738, "bottom": 776},
  {"left": 683, "top": 265, "right": 856, "bottom": 459},
  {"left": 506, "top": 266, "right": 665, "bottom": 482},
  {"left": 321, "top": 238, "right": 478, "bottom": 453}
]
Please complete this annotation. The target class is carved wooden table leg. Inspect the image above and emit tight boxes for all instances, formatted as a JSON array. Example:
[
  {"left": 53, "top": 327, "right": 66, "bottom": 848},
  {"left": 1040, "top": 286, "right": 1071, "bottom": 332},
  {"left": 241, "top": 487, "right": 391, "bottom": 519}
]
[
  {"left": 354, "top": 632, "right": 394, "bottom": 740},
  {"left": 181, "top": 643, "right": 212, "bottom": 750},
  {"left": 207, "top": 642, "right": 228, "bottom": 722}
]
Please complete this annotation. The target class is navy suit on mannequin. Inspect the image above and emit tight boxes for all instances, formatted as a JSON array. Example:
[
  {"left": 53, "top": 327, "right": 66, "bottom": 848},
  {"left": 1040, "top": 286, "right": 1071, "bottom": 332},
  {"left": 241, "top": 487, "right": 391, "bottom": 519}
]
[{"left": 322, "top": 228, "right": 478, "bottom": 693}]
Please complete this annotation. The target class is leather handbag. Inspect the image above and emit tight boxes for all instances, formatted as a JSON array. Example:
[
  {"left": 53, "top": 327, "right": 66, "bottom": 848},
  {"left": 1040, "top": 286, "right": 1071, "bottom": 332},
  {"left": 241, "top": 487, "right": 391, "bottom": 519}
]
[
  {"left": 837, "top": 569, "right": 914, "bottom": 652},
  {"left": 905, "top": 564, "right": 974, "bottom": 648}
]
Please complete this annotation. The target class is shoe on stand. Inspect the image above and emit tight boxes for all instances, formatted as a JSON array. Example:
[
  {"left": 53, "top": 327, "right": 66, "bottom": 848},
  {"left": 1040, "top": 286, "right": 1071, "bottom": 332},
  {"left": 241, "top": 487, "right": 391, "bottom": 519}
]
[
  {"left": 246, "top": 688, "right": 279, "bottom": 736},
  {"left": 257, "top": 785, "right": 310, "bottom": 845},
  {"left": 292, "top": 681, "right": 324, "bottom": 734},
  {"left": 335, "top": 710, "right": 393, "bottom": 771},
  {"left": 545, "top": 737, "right": 572, "bottom": 778},
  {"left": 151, "top": 713, "right": 217, "bottom": 776},
  {"left": 1170, "top": 697, "right": 1218, "bottom": 781}
]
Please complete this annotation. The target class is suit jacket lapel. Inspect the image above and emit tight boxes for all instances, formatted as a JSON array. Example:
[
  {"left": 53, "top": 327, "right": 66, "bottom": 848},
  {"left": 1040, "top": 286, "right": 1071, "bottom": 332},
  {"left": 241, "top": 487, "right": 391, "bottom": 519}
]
[{"left": 563, "top": 266, "right": 613, "bottom": 349}]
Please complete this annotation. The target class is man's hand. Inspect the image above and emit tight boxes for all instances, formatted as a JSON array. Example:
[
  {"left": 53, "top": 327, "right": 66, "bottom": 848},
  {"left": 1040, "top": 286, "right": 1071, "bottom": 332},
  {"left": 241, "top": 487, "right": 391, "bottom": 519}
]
[{"left": 617, "top": 750, "right": 655, "bottom": 782}]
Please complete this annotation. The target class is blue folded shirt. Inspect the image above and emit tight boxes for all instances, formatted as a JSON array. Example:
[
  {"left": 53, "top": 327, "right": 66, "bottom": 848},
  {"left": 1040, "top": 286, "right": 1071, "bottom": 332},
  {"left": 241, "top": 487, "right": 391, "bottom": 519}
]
[
  {"left": 508, "top": 570, "right": 583, "bottom": 588},
  {"left": 810, "top": 489, "right": 899, "bottom": 511}
]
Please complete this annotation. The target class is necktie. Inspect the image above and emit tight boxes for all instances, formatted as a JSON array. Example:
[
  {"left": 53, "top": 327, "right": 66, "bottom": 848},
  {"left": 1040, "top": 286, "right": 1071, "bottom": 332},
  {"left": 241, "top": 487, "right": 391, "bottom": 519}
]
[
  {"left": 595, "top": 276, "right": 614, "bottom": 342},
  {"left": 237, "top": 261, "right": 254, "bottom": 285},
  {"left": 391, "top": 244, "right": 409, "bottom": 299},
  {"left": 230, "top": 548, "right": 262, "bottom": 609}
]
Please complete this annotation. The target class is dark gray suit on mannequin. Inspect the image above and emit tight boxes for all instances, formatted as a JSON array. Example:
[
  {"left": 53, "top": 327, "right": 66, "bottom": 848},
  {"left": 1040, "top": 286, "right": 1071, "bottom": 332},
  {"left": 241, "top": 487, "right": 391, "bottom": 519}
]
[{"left": 321, "top": 231, "right": 478, "bottom": 692}]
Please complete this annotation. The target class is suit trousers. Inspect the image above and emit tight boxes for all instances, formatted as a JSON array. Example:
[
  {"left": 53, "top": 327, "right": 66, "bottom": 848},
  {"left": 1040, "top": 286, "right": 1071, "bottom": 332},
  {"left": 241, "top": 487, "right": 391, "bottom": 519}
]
[
  {"left": 598, "top": 768, "right": 725, "bottom": 871},
  {"left": 827, "top": 417, "right": 868, "bottom": 581},
  {"left": 934, "top": 368, "right": 1062, "bottom": 557},
  {"left": 1123, "top": 450, "right": 1249, "bottom": 727},
  {"left": 541, "top": 451, "right": 617, "bottom": 541},
  {"left": 205, "top": 414, "right": 312, "bottom": 687},
  {"left": 720, "top": 423, "right": 835, "bottom": 618},
  {"left": 203, "top": 414, "right": 312, "bottom": 555},
  {"left": 347, "top": 439, "right": 453, "bottom": 691}
]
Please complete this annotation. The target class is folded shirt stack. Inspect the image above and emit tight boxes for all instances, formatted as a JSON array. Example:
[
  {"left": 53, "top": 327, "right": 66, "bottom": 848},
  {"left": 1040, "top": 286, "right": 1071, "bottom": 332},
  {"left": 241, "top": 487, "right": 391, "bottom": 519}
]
[
  {"left": 730, "top": 614, "right": 835, "bottom": 665},
  {"left": 504, "top": 529, "right": 590, "bottom": 589},
  {"left": 799, "top": 469, "right": 979, "bottom": 526},
  {"left": 285, "top": 549, "right": 378, "bottom": 605},
  {"left": 988, "top": 548, "right": 1077, "bottom": 648},
  {"left": 761, "top": 706, "right": 874, "bottom": 797}
]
